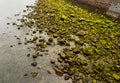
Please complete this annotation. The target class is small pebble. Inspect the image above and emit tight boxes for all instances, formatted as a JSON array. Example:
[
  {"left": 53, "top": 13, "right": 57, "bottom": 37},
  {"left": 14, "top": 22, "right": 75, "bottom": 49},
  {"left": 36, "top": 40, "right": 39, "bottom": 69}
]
[
  {"left": 31, "top": 61, "right": 37, "bottom": 66},
  {"left": 24, "top": 73, "right": 28, "bottom": 76},
  {"left": 64, "top": 74, "right": 70, "bottom": 80},
  {"left": 10, "top": 45, "right": 13, "bottom": 47},
  {"left": 47, "top": 70, "right": 51, "bottom": 74},
  {"left": 50, "top": 59, "right": 55, "bottom": 64},
  {"left": 27, "top": 54, "right": 30, "bottom": 57}
]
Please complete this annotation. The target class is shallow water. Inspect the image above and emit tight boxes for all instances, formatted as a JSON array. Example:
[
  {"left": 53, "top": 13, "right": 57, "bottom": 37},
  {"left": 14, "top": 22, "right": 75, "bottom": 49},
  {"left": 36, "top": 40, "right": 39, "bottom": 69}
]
[{"left": 0, "top": 0, "right": 69, "bottom": 83}]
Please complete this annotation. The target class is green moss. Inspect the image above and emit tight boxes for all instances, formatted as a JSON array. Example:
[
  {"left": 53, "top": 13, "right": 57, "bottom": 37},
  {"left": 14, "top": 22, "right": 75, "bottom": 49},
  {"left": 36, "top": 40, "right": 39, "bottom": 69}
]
[
  {"left": 14, "top": 0, "right": 120, "bottom": 82},
  {"left": 93, "top": 63, "right": 104, "bottom": 72},
  {"left": 69, "top": 68, "right": 76, "bottom": 75},
  {"left": 112, "top": 74, "right": 120, "bottom": 80},
  {"left": 49, "top": 37, "right": 54, "bottom": 42},
  {"left": 92, "top": 79, "right": 97, "bottom": 83},
  {"left": 83, "top": 47, "right": 94, "bottom": 55},
  {"left": 32, "top": 53, "right": 38, "bottom": 58}
]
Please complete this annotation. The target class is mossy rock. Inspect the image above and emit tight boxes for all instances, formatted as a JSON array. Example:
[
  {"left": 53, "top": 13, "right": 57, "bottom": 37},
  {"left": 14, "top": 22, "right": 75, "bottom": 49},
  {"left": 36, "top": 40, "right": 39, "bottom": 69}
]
[
  {"left": 92, "top": 79, "right": 97, "bottom": 83},
  {"left": 69, "top": 68, "right": 76, "bottom": 75},
  {"left": 32, "top": 53, "right": 38, "bottom": 58},
  {"left": 60, "top": 15, "right": 67, "bottom": 20},
  {"left": 83, "top": 47, "right": 94, "bottom": 55},
  {"left": 80, "top": 60, "right": 88, "bottom": 66},
  {"left": 93, "top": 63, "right": 104, "bottom": 72},
  {"left": 49, "top": 37, "right": 54, "bottom": 42},
  {"left": 112, "top": 74, "right": 120, "bottom": 80}
]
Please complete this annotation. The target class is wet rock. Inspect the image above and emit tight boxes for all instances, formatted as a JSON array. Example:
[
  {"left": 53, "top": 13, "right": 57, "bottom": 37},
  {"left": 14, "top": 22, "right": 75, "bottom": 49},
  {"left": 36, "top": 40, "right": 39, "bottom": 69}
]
[
  {"left": 18, "top": 42, "right": 22, "bottom": 45},
  {"left": 50, "top": 59, "right": 55, "bottom": 64},
  {"left": 57, "top": 57, "right": 63, "bottom": 63},
  {"left": 47, "top": 70, "right": 51, "bottom": 74},
  {"left": 58, "top": 38, "right": 66, "bottom": 45},
  {"left": 64, "top": 74, "right": 70, "bottom": 80},
  {"left": 74, "top": 74, "right": 80, "bottom": 81},
  {"left": 25, "top": 33, "right": 29, "bottom": 35},
  {"left": 40, "top": 42, "right": 47, "bottom": 48},
  {"left": 32, "top": 53, "right": 38, "bottom": 58},
  {"left": 10, "top": 45, "right": 13, "bottom": 47},
  {"left": 76, "top": 30, "right": 88, "bottom": 36},
  {"left": 46, "top": 42, "right": 52, "bottom": 45},
  {"left": 12, "top": 22, "right": 16, "bottom": 25},
  {"left": 39, "top": 29, "right": 43, "bottom": 33},
  {"left": 31, "top": 61, "right": 37, "bottom": 66},
  {"left": 38, "top": 53, "right": 43, "bottom": 56},
  {"left": 33, "top": 36, "right": 38, "bottom": 41},
  {"left": 60, "top": 15, "right": 67, "bottom": 20},
  {"left": 96, "top": 43, "right": 102, "bottom": 49},
  {"left": 31, "top": 72, "right": 38, "bottom": 78},
  {"left": 92, "top": 79, "right": 97, "bottom": 83},
  {"left": 80, "top": 60, "right": 88, "bottom": 66},
  {"left": 24, "top": 73, "right": 28, "bottom": 76},
  {"left": 32, "top": 31, "right": 36, "bottom": 34},
  {"left": 49, "top": 37, "right": 53, "bottom": 42},
  {"left": 112, "top": 74, "right": 120, "bottom": 80},
  {"left": 72, "top": 47, "right": 80, "bottom": 54},
  {"left": 53, "top": 33, "right": 58, "bottom": 38},
  {"left": 54, "top": 68, "right": 64, "bottom": 76},
  {"left": 37, "top": 67, "right": 41, "bottom": 69},
  {"left": 7, "top": 23, "right": 10, "bottom": 25},
  {"left": 27, "top": 54, "right": 30, "bottom": 57},
  {"left": 69, "top": 68, "right": 76, "bottom": 75},
  {"left": 58, "top": 52, "right": 66, "bottom": 59},
  {"left": 83, "top": 47, "right": 94, "bottom": 55}
]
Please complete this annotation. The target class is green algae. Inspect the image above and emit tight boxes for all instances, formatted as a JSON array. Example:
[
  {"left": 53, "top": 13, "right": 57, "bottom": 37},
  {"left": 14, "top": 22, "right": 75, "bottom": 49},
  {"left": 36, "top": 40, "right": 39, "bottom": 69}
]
[{"left": 14, "top": 0, "right": 120, "bottom": 82}]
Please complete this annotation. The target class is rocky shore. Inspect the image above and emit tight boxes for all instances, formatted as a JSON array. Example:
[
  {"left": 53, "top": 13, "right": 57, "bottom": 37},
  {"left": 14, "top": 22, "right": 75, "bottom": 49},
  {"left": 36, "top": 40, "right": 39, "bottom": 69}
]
[{"left": 9, "top": 0, "right": 120, "bottom": 82}]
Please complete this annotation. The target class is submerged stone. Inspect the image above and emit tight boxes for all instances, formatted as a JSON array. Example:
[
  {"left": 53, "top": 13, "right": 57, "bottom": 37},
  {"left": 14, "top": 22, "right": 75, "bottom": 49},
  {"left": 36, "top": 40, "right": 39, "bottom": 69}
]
[{"left": 31, "top": 61, "right": 37, "bottom": 67}]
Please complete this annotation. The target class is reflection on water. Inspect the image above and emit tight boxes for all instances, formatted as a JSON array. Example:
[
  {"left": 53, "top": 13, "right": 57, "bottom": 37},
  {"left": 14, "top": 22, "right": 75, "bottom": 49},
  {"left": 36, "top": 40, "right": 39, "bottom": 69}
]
[
  {"left": 0, "top": 0, "right": 35, "bottom": 19},
  {"left": 0, "top": 0, "right": 69, "bottom": 83},
  {"left": 0, "top": 0, "right": 36, "bottom": 82}
]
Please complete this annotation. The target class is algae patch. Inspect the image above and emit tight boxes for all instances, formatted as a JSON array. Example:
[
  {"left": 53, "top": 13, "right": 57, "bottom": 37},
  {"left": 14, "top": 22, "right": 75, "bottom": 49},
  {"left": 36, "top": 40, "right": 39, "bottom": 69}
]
[{"left": 12, "top": 0, "right": 120, "bottom": 82}]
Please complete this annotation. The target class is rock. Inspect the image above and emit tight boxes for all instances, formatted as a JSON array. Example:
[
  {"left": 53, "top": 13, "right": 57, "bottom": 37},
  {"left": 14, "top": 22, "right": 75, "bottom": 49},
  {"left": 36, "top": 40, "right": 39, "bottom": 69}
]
[
  {"left": 61, "top": 15, "right": 67, "bottom": 20},
  {"left": 57, "top": 57, "right": 63, "bottom": 63},
  {"left": 26, "top": 33, "right": 29, "bottom": 35},
  {"left": 49, "top": 37, "right": 53, "bottom": 42},
  {"left": 73, "top": 47, "right": 80, "bottom": 54},
  {"left": 96, "top": 43, "right": 102, "bottom": 49},
  {"left": 40, "top": 42, "right": 47, "bottom": 48},
  {"left": 74, "top": 74, "right": 80, "bottom": 81},
  {"left": 112, "top": 74, "right": 120, "bottom": 80},
  {"left": 54, "top": 68, "right": 64, "bottom": 76},
  {"left": 31, "top": 61, "right": 37, "bottom": 66},
  {"left": 7, "top": 23, "right": 10, "bottom": 25},
  {"left": 77, "top": 30, "right": 88, "bottom": 36},
  {"left": 32, "top": 53, "right": 38, "bottom": 58},
  {"left": 27, "top": 54, "right": 30, "bottom": 57},
  {"left": 32, "top": 31, "right": 36, "bottom": 34},
  {"left": 10, "top": 45, "right": 13, "bottom": 47},
  {"left": 69, "top": 68, "right": 76, "bottom": 75},
  {"left": 58, "top": 52, "right": 66, "bottom": 59},
  {"left": 18, "top": 42, "right": 22, "bottom": 45},
  {"left": 31, "top": 72, "right": 38, "bottom": 78},
  {"left": 47, "top": 70, "right": 51, "bottom": 74},
  {"left": 33, "top": 36, "right": 38, "bottom": 40},
  {"left": 92, "top": 79, "right": 97, "bottom": 83},
  {"left": 83, "top": 47, "right": 94, "bottom": 55},
  {"left": 50, "top": 59, "right": 55, "bottom": 64},
  {"left": 80, "top": 60, "right": 88, "bottom": 66},
  {"left": 24, "top": 73, "right": 28, "bottom": 76},
  {"left": 64, "top": 74, "right": 70, "bottom": 80},
  {"left": 37, "top": 66, "right": 41, "bottom": 69}
]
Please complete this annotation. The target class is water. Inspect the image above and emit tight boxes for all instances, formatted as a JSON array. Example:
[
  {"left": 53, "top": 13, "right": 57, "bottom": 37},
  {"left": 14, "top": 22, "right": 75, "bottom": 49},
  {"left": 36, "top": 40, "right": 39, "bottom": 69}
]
[{"left": 0, "top": 0, "right": 69, "bottom": 83}]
